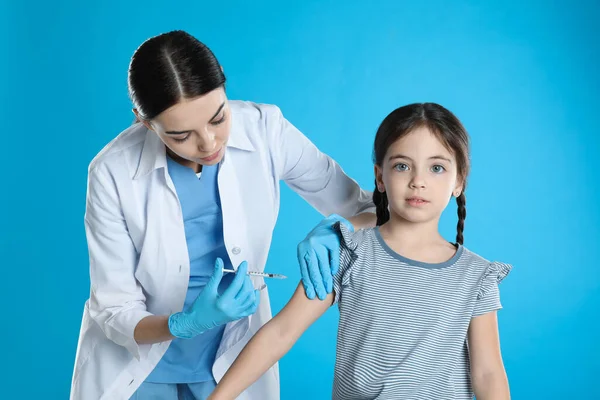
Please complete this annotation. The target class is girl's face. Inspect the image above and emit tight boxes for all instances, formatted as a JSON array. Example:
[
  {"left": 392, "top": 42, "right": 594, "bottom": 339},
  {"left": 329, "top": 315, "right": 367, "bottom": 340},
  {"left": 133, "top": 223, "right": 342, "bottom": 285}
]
[
  {"left": 138, "top": 87, "right": 232, "bottom": 167},
  {"left": 375, "top": 126, "right": 463, "bottom": 224}
]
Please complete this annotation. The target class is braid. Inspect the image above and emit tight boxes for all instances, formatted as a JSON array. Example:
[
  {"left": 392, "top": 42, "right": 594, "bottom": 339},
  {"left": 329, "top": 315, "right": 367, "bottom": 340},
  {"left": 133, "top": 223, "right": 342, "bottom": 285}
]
[
  {"left": 373, "top": 183, "right": 390, "bottom": 226},
  {"left": 456, "top": 192, "right": 466, "bottom": 245}
]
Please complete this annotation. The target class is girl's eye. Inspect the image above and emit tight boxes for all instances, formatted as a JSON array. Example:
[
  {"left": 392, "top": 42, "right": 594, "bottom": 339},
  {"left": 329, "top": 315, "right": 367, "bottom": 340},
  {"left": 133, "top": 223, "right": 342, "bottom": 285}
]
[
  {"left": 431, "top": 165, "right": 446, "bottom": 173},
  {"left": 172, "top": 135, "right": 190, "bottom": 143},
  {"left": 394, "top": 163, "right": 409, "bottom": 171}
]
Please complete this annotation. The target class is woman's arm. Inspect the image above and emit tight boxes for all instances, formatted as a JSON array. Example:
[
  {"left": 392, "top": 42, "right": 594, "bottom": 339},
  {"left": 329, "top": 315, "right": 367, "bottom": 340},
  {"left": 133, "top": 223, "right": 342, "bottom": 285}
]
[
  {"left": 85, "top": 162, "right": 155, "bottom": 358},
  {"left": 468, "top": 311, "right": 510, "bottom": 399},
  {"left": 262, "top": 104, "right": 375, "bottom": 299},
  {"left": 208, "top": 283, "right": 333, "bottom": 400},
  {"left": 265, "top": 104, "right": 374, "bottom": 218},
  {"left": 134, "top": 316, "right": 173, "bottom": 344}
]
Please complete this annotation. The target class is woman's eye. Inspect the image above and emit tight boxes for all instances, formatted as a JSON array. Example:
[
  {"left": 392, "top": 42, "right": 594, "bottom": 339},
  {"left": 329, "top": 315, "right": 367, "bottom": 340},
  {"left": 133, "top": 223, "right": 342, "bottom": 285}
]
[
  {"left": 431, "top": 165, "right": 446, "bottom": 173},
  {"left": 394, "top": 163, "right": 409, "bottom": 171},
  {"left": 211, "top": 114, "right": 226, "bottom": 126},
  {"left": 172, "top": 135, "right": 190, "bottom": 143}
]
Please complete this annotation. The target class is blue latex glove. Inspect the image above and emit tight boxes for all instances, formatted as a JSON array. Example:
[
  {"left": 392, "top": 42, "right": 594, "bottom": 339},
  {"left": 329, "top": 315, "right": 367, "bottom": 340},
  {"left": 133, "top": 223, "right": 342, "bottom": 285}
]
[
  {"left": 168, "top": 258, "right": 260, "bottom": 339},
  {"left": 297, "top": 214, "right": 354, "bottom": 300}
]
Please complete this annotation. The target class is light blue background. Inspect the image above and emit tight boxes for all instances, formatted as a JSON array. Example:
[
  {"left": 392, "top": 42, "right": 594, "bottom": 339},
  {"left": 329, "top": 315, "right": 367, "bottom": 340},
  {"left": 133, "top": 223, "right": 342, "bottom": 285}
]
[{"left": 1, "top": 1, "right": 598, "bottom": 398}]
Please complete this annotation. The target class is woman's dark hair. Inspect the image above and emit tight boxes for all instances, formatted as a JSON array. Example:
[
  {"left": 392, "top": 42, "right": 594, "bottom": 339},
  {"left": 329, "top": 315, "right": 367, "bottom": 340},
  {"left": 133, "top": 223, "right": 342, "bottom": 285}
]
[
  {"left": 372, "top": 103, "right": 471, "bottom": 245},
  {"left": 128, "top": 30, "right": 226, "bottom": 120}
]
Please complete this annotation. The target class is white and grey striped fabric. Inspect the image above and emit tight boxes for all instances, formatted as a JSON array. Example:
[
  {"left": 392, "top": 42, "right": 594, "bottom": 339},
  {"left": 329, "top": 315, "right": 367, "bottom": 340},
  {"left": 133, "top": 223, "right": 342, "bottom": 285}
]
[{"left": 331, "top": 222, "right": 512, "bottom": 400}]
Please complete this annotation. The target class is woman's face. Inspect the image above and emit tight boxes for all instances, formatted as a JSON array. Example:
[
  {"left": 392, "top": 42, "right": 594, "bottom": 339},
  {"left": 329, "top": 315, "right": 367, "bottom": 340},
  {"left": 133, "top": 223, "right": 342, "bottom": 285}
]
[{"left": 140, "top": 87, "right": 232, "bottom": 167}]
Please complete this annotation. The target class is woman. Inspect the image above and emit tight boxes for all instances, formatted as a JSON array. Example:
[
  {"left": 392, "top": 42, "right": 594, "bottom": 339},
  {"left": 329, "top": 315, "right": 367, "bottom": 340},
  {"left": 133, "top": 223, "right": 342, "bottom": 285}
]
[{"left": 70, "top": 30, "right": 375, "bottom": 400}]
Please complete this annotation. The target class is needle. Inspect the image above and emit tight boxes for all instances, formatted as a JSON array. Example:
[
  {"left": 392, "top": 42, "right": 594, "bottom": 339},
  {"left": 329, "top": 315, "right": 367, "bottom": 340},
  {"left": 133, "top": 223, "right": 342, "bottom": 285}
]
[{"left": 222, "top": 269, "right": 287, "bottom": 279}]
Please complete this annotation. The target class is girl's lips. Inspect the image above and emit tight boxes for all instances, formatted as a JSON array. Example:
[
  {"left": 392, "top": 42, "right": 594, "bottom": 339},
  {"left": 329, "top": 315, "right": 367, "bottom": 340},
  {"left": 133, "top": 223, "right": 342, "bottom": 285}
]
[{"left": 406, "top": 198, "right": 429, "bottom": 206}]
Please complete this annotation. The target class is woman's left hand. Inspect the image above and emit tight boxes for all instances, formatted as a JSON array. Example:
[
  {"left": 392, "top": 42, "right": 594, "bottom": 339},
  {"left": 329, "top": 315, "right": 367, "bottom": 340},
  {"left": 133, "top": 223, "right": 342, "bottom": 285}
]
[{"left": 297, "top": 214, "right": 354, "bottom": 300}]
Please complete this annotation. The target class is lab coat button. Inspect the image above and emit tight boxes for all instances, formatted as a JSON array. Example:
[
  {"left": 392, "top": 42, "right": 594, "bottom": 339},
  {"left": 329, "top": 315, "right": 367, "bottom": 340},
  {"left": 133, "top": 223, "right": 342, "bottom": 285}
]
[{"left": 232, "top": 247, "right": 241, "bottom": 255}]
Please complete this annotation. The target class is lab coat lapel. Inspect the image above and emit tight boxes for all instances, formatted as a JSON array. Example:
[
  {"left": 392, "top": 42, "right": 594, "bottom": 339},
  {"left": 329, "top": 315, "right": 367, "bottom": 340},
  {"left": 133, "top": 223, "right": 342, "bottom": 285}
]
[{"left": 218, "top": 148, "right": 249, "bottom": 271}]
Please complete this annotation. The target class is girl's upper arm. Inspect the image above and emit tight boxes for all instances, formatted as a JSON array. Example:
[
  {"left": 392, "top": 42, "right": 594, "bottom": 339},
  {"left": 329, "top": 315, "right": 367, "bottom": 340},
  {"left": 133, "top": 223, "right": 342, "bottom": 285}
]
[{"left": 271, "top": 282, "right": 334, "bottom": 341}]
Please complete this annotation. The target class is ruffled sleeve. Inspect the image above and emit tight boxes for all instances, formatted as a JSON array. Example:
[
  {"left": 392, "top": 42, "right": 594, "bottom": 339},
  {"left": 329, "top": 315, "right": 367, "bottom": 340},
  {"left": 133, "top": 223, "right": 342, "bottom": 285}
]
[
  {"left": 332, "top": 221, "right": 362, "bottom": 305},
  {"left": 473, "top": 261, "right": 513, "bottom": 317}
]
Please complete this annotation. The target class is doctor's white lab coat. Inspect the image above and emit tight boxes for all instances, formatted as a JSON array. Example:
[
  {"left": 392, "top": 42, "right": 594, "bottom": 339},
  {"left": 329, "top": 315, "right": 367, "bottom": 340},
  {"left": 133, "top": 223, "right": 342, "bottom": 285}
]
[{"left": 70, "top": 100, "right": 374, "bottom": 400}]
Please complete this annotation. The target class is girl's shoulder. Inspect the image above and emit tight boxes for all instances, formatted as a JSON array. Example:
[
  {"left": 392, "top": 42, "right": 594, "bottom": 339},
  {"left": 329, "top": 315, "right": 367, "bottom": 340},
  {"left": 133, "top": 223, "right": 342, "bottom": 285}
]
[
  {"left": 333, "top": 221, "right": 378, "bottom": 254},
  {"left": 459, "top": 247, "right": 513, "bottom": 288}
]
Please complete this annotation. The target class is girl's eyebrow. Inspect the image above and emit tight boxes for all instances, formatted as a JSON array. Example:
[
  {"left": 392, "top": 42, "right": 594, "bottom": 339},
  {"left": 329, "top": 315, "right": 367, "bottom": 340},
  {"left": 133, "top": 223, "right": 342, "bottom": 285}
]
[
  {"left": 388, "top": 154, "right": 452, "bottom": 163},
  {"left": 429, "top": 155, "right": 452, "bottom": 163},
  {"left": 388, "top": 154, "right": 412, "bottom": 162}
]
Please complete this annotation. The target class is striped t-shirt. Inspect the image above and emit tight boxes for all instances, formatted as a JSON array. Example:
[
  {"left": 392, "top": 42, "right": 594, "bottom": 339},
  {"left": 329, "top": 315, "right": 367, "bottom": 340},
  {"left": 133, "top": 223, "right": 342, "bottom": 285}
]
[{"left": 331, "top": 222, "right": 512, "bottom": 400}]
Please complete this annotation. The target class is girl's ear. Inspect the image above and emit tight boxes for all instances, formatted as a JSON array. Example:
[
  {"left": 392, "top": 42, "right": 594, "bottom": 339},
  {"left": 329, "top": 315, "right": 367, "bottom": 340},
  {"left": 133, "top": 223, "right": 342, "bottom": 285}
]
[
  {"left": 375, "top": 165, "right": 385, "bottom": 193},
  {"left": 453, "top": 177, "right": 465, "bottom": 197}
]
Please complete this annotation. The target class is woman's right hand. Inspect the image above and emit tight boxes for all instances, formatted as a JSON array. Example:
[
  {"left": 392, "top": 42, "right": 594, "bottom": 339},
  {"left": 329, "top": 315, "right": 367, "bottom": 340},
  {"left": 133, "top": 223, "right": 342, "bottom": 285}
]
[{"left": 168, "top": 258, "right": 260, "bottom": 339}]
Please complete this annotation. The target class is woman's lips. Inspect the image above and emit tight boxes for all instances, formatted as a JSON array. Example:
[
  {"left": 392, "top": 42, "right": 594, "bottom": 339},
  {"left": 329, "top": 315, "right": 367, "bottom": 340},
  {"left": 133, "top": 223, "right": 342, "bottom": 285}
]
[{"left": 200, "top": 147, "right": 222, "bottom": 162}]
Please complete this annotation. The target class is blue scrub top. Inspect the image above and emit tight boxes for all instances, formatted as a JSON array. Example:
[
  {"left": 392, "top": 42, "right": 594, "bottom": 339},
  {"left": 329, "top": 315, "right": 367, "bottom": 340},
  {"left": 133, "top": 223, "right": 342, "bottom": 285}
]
[{"left": 146, "top": 157, "right": 234, "bottom": 383}]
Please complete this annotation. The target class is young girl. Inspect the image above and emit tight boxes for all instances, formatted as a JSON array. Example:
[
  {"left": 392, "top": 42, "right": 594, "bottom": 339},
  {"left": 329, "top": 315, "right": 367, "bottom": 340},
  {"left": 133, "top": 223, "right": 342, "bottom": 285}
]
[{"left": 207, "top": 103, "right": 512, "bottom": 400}]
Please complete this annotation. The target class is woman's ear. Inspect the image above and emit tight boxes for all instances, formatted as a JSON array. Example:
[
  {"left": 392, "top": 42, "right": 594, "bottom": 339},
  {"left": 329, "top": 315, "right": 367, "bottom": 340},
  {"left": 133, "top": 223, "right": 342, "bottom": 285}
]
[{"left": 132, "top": 109, "right": 154, "bottom": 131}]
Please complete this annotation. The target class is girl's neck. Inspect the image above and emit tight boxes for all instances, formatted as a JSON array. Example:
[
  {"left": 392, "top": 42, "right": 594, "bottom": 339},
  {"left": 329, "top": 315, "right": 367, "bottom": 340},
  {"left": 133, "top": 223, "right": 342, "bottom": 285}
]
[
  {"left": 379, "top": 216, "right": 445, "bottom": 248},
  {"left": 377, "top": 215, "right": 458, "bottom": 264}
]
